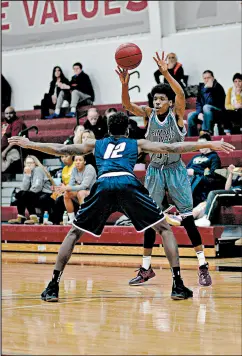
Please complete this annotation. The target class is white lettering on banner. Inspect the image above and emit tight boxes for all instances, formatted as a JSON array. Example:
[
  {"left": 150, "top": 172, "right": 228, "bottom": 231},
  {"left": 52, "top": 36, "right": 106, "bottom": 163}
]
[
  {"left": 103, "top": 142, "right": 126, "bottom": 159},
  {"left": 2, "top": 1, "right": 149, "bottom": 49}
]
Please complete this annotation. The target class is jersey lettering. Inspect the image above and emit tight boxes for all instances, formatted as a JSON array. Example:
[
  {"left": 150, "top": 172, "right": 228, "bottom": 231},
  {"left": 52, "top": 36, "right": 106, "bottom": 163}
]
[{"left": 103, "top": 142, "right": 126, "bottom": 159}]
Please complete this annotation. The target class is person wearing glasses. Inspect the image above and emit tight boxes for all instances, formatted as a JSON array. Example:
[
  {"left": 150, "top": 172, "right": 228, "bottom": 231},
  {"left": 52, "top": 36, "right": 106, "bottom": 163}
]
[{"left": 2, "top": 106, "right": 26, "bottom": 173}]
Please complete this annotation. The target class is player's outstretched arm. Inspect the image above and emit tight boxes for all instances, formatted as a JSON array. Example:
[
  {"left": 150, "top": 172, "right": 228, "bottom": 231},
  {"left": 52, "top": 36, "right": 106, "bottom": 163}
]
[
  {"left": 153, "top": 51, "right": 185, "bottom": 124},
  {"left": 115, "top": 66, "right": 152, "bottom": 119},
  {"left": 8, "top": 137, "right": 96, "bottom": 156},
  {"left": 138, "top": 139, "right": 235, "bottom": 155}
]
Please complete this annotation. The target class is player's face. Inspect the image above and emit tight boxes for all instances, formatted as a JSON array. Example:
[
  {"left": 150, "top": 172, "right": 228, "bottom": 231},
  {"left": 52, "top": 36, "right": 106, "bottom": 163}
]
[
  {"left": 234, "top": 78, "right": 242, "bottom": 90},
  {"left": 61, "top": 155, "right": 73, "bottom": 166},
  {"left": 74, "top": 156, "right": 85, "bottom": 170},
  {"left": 153, "top": 93, "right": 171, "bottom": 112},
  {"left": 73, "top": 66, "right": 82, "bottom": 75}
]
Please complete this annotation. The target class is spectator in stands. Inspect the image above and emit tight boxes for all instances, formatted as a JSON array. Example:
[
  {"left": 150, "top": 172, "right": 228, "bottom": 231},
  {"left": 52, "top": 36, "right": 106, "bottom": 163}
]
[
  {"left": 2, "top": 106, "right": 27, "bottom": 174},
  {"left": 187, "top": 70, "right": 226, "bottom": 136},
  {"left": 51, "top": 155, "right": 75, "bottom": 225},
  {"left": 64, "top": 125, "right": 85, "bottom": 145},
  {"left": 154, "top": 52, "right": 186, "bottom": 89},
  {"left": 103, "top": 107, "right": 117, "bottom": 122},
  {"left": 224, "top": 73, "right": 242, "bottom": 135},
  {"left": 60, "top": 155, "right": 96, "bottom": 223},
  {"left": 79, "top": 129, "right": 97, "bottom": 171},
  {"left": 8, "top": 155, "right": 53, "bottom": 225},
  {"left": 195, "top": 164, "right": 242, "bottom": 227},
  {"left": 1, "top": 75, "right": 11, "bottom": 112},
  {"left": 42, "top": 66, "right": 70, "bottom": 120},
  {"left": 186, "top": 133, "right": 221, "bottom": 207},
  {"left": 84, "top": 107, "right": 108, "bottom": 139}
]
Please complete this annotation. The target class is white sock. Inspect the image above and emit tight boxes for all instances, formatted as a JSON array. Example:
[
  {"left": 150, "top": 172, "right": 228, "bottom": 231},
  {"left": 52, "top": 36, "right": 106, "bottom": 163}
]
[
  {"left": 196, "top": 250, "right": 206, "bottom": 266},
  {"left": 68, "top": 212, "right": 75, "bottom": 222},
  {"left": 55, "top": 108, "right": 60, "bottom": 115},
  {"left": 71, "top": 107, "right": 76, "bottom": 113},
  {"left": 142, "top": 256, "right": 151, "bottom": 270}
]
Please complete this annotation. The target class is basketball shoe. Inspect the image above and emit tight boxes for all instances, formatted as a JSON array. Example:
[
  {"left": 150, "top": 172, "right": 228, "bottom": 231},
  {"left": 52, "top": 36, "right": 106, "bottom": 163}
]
[
  {"left": 198, "top": 263, "right": 212, "bottom": 286},
  {"left": 41, "top": 281, "right": 59, "bottom": 302},
  {"left": 171, "top": 279, "right": 193, "bottom": 300},
  {"left": 129, "top": 266, "right": 156, "bottom": 285}
]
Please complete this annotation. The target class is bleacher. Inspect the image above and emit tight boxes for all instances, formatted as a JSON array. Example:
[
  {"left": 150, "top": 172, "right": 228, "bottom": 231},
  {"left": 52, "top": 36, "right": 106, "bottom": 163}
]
[{"left": 2, "top": 98, "right": 242, "bottom": 259}]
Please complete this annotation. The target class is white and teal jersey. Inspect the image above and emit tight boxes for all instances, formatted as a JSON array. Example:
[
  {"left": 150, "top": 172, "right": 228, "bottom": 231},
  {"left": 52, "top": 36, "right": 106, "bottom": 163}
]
[{"left": 145, "top": 108, "right": 187, "bottom": 166}]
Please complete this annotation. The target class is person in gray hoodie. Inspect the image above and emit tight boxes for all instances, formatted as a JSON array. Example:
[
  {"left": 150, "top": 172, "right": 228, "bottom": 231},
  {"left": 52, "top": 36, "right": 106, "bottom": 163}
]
[{"left": 8, "top": 155, "right": 53, "bottom": 224}]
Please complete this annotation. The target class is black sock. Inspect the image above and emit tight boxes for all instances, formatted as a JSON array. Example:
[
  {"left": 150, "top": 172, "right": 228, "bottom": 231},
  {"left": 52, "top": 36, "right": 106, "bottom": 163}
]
[
  {"left": 171, "top": 267, "right": 181, "bottom": 281},
  {"left": 52, "top": 270, "right": 63, "bottom": 284}
]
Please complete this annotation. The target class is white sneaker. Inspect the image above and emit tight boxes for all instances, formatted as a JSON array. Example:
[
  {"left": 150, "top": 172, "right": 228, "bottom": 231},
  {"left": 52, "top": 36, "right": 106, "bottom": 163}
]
[{"left": 195, "top": 216, "right": 211, "bottom": 227}]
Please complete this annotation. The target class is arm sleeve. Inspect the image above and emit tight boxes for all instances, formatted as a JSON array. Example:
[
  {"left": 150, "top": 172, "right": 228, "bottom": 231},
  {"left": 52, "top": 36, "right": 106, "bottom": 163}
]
[
  {"left": 225, "top": 88, "right": 234, "bottom": 110},
  {"left": 29, "top": 167, "right": 45, "bottom": 193},
  {"left": 71, "top": 165, "right": 96, "bottom": 191},
  {"left": 21, "top": 175, "right": 31, "bottom": 191}
]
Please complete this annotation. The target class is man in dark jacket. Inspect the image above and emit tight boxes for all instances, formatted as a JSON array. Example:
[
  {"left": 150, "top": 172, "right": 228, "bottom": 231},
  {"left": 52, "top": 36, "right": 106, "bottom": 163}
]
[
  {"left": 83, "top": 107, "right": 107, "bottom": 140},
  {"left": 187, "top": 70, "right": 225, "bottom": 136},
  {"left": 186, "top": 133, "right": 221, "bottom": 206},
  {"left": 66, "top": 62, "right": 95, "bottom": 118}
]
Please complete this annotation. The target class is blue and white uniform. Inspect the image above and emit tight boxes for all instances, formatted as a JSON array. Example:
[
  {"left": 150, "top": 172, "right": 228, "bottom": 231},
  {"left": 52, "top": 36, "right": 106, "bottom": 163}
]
[{"left": 73, "top": 136, "right": 165, "bottom": 237}]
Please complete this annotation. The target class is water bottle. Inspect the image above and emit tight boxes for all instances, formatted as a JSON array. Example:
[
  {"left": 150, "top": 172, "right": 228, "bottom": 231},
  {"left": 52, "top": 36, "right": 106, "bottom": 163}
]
[
  {"left": 63, "top": 211, "right": 68, "bottom": 226},
  {"left": 213, "top": 123, "right": 219, "bottom": 136},
  {"left": 43, "top": 211, "right": 49, "bottom": 225}
]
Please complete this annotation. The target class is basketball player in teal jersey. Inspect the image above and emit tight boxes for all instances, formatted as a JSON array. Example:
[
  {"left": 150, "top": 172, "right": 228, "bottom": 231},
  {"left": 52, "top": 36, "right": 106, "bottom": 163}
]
[
  {"left": 116, "top": 51, "right": 213, "bottom": 286},
  {"left": 9, "top": 114, "right": 234, "bottom": 301}
]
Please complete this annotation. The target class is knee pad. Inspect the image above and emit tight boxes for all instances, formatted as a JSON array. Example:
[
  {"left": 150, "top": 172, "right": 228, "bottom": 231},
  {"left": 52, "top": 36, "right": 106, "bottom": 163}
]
[
  {"left": 182, "top": 215, "right": 202, "bottom": 247},
  {"left": 144, "top": 228, "right": 156, "bottom": 249}
]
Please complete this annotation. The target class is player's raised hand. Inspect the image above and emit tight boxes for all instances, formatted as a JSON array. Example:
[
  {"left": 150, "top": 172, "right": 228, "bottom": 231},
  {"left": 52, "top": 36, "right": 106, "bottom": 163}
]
[
  {"left": 153, "top": 51, "right": 168, "bottom": 74},
  {"left": 8, "top": 136, "right": 30, "bottom": 148},
  {"left": 210, "top": 141, "right": 235, "bottom": 154},
  {"left": 115, "top": 66, "right": 130, "bottom": 85}
]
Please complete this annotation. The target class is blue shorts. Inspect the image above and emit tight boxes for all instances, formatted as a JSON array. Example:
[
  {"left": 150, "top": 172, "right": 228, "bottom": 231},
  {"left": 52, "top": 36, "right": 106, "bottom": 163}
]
[
  {"left": 145, "top": 160, "right": 193, "bottom": 216},
  {"left": 73, "top": 174, "right": 165, "bottom": 237}
]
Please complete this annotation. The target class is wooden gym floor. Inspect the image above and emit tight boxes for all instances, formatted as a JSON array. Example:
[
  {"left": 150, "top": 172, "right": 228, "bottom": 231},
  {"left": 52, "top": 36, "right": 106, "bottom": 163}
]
[{"left": 2, "top": 256, "right": 242, "bottom": 355}]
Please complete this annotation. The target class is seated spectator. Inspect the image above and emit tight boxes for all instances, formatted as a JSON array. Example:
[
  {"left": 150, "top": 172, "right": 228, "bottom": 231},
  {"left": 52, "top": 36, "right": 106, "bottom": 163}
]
[
  {"left": 64, "top": 125, "right": 85, "bottom": 145},
  {"left": 187, "top": 70, "right": 226, "bottom": 136},
  {"left": 224, "top": 73, "right": 242, "bottom": 135},
  {"left": 2, "top": 106, "right": 27, "bottom": 174},
  {"left": 8, "top": 155, "right": 54, "bottom": 225},
  {"left": 1, "top": 75, "right": 11, "bottom": 112},
  {"left": 195, "top": 164, "right": 242, "bottom": 227},
  {"left": 42, "top": 66, "right": 70, "bottom": 120},
  {"left": 51, "top": 155, "right": 75, "bottom": 225},
  {"left": 60, "top": 155, "right": 96, "bottom": 223},
  {"left": 47, "top": 63, "right": 94, "bottom": 119},
  {"left": 79, "top": 129, "right": 97, "bottom": 171},
  {"left": 186, "top": 133, "right": 221, "bottom": 207},
  {"left": 154, "top": 52, "right": 187, "bottom": 89},
  {"left": 84, "top": 107, "right": 108, "bottom": 139}
]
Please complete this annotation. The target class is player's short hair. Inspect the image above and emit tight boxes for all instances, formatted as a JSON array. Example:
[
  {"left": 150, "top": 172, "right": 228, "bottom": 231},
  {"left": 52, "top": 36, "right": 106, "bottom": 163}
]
[
  {"left": 150, "top": 84, "right": 175, "bottom": 102},
  {"left": 199, "top": 133, "right": 211, "bottom": 141},
  {"left": 108, "top": 112, "right": 129, "bottom": 135}
]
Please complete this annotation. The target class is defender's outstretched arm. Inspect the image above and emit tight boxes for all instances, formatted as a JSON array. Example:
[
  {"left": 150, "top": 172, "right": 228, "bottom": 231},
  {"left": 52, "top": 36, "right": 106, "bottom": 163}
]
[
  {"left": 8, "top": 137, "right": 96, "bottom": 156},
  {"left": 138, "top": 139, "right": 235, "bottom": 155}
]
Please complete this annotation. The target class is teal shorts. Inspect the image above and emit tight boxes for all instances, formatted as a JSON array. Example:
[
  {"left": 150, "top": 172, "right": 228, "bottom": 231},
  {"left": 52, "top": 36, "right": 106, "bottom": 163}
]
[{"left": 145, "top": 160, "right": 193, "bottom": 216}]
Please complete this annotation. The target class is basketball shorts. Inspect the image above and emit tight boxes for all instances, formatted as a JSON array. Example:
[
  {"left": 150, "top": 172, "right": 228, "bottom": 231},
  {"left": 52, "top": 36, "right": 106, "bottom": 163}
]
[
  {"left": 73, "top": 174, "right": 165, "bottom": 237},
  {"left": 145, "top": 160, "right": 193, "bottom": 217}
]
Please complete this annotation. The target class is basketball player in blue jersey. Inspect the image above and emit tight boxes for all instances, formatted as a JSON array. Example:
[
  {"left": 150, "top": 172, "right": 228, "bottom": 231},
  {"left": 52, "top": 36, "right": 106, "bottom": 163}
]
[
  {"left": 9, "top": 113, "right": 234, "bottom": 301},
  {"left": 117, "top": 51, "right": 215, "bottom": 286}
]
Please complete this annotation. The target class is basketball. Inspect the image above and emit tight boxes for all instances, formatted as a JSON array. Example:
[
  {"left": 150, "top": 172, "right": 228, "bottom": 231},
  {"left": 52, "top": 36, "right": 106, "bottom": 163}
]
[{"left": 115, "top": 43, "right": 142, "bottom": 70}]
